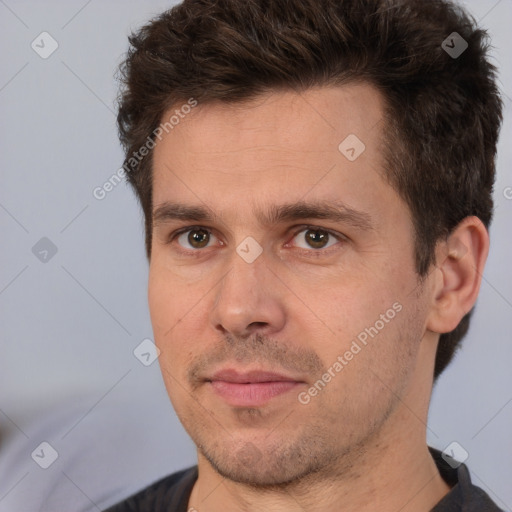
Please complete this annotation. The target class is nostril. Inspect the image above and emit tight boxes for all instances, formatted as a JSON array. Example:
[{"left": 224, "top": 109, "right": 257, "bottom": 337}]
[{"left": 249, "top": 322, "right": 268, "bottom": 330}]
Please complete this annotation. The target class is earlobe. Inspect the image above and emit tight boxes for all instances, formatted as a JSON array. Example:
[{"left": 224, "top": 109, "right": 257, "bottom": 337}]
[{"left": 426, "top": 216, "right": 489, "bottom": 334}]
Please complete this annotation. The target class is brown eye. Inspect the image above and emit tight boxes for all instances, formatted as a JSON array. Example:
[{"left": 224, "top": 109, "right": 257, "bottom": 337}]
[
  {"left": 291, "top": 227, "right": 340, "bottom": 251},
  {"left": 176, "top": 228, "right": 213, "bottom": 249},
  {"left": 305, "top": 229, "right": 329, "bottom": 248}
]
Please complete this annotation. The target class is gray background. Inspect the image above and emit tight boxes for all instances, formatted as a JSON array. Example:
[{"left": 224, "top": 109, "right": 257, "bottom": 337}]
[{"left": 0, "top": 1, "right": 511, "bottom": 510}]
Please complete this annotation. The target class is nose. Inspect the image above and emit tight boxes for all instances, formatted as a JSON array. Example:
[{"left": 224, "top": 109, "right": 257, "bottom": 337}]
[{"left": 209, "top": 249, "right": 286, "bottom": 339}]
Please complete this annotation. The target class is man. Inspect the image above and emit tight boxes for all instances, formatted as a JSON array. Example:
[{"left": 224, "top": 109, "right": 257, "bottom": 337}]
[{"left": 105, "top": 0, "right": 503, "bottom": 510}]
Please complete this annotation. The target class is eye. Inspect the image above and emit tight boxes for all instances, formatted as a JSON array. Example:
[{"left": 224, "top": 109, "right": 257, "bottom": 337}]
[
  {"left": 290, "top": 226, "right": 342, "bottom": 251},
  {"left": 169, "top": 225, "right": 344, "bottom": 254},
  {"left": 175, "top": 227, "right": 218, "bottom": 250}
]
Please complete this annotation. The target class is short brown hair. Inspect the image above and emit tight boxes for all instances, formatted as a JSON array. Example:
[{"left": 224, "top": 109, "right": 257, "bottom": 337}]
[{"left": 116, "top": 0, "right": 502, "bottom": 380}]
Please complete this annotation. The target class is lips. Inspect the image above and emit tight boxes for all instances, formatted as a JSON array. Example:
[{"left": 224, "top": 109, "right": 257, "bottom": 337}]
[
  {"left": 210, "top": 369, "right": 300, "bottom": 383},
  {"left": 206, "top": 369, "right": 304, "bottom": 407}
]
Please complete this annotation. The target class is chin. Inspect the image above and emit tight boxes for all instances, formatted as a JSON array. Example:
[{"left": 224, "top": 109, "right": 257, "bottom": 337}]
[{"left": 200, "top": 437, "right": 338, "bottom": 488}]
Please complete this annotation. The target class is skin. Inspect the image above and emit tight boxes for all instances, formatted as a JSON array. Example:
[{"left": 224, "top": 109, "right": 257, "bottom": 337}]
[{"left": 148, "top": 83, "right": 489, "bottom": 512}]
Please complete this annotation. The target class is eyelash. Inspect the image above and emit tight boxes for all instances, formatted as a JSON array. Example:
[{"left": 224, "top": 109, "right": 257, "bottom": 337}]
[{"left": 167, "top": 225, "right": 347, "bottom": 257}]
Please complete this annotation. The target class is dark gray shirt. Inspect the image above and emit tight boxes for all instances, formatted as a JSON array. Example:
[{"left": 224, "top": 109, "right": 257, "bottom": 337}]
[{"left": 104, "top": 447, "right": 503, "bottom": 511}]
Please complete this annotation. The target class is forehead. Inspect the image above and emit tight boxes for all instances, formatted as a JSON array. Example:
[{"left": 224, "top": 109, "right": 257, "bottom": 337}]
[
  {"left": 155, "top": 83, "right": 384, "bottom": 155},
  {"left": 151, "top": 84, "right": 390, "bottom": 219}
]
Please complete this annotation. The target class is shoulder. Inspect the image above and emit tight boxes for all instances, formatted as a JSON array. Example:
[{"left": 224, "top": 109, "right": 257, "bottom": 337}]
[
  {"left": 429, "top": 446, "right": 504, "bottom": 511},
  {"left": 103, "top": 466, "right": 198, "bottom": 512}
]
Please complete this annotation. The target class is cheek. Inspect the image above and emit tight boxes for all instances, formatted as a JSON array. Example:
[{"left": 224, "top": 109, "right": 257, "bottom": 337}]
[
  {"left": 148, "top": 268, "right": 197, "bottom": 409},
  {"left": 148, "top": 266, "right": 174, "bottom": 334},
  {"left": 148, "top": 259, "right": 204, "bottom": 331},
  {"left": 148, "top": 263, "right": 208, "bottom": 367},
  {"left": 314, "top": 299, "right": 424, "bottom": 426},
  {"left": 148, "top": 264, "right": 192, "bottom": 368},
  {"left": 316, "top": 275, "right": 402, "bottom": 338},
  {"left": 309, "top": 271, "right": 419, "bottom": 386}
]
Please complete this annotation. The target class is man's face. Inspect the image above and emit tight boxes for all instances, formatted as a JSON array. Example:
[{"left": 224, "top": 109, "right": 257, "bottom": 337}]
[{"left": 149, "top": 84, "right": 434, "bottom": 486}]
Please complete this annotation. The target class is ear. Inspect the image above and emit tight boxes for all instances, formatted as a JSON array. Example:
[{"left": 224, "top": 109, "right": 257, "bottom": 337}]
[{"left": 426, "top": 216, "right": 489, "bottom": 334}]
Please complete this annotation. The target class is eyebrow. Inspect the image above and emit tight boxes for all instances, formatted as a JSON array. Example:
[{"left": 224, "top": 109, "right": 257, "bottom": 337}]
[{"left": 152, "top": 199, "right": 374, "bottom": 232}]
